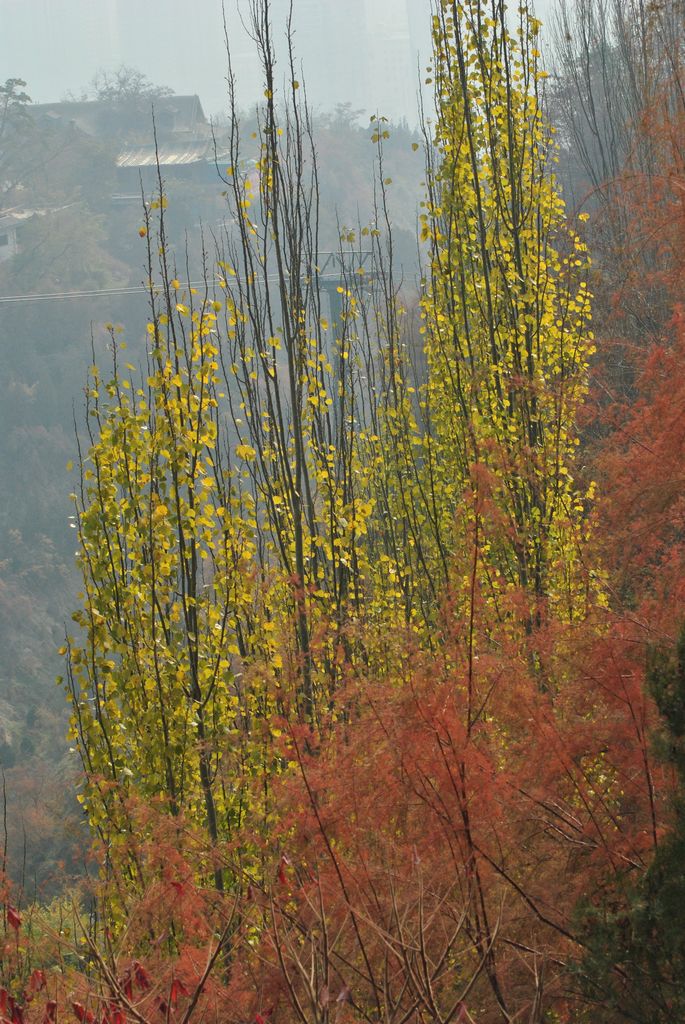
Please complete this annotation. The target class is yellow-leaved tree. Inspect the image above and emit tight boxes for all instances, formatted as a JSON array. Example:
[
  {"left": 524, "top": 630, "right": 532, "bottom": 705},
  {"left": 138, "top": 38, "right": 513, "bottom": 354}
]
[
  {"left": 382, "top": 0, "right": 596, "bottom": 636},
  {"left": 64, "top": 0, "right": 596, "bottom": 908}
]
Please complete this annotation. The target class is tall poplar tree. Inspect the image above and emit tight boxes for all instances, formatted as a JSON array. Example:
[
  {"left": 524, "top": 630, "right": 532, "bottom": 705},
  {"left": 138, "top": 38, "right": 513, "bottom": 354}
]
[
  {"left": 415, "top": 0, "right": 595, "bottom": 625},
  {"left": 64, "top": 0, "right": 596, "bottom": 898}
]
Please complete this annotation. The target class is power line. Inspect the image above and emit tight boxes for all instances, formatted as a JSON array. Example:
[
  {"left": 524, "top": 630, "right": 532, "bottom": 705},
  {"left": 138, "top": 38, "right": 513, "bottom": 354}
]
[
  {"left": 0, "top": 259, "right": 371, "bottom": 305},
  {"left": 0, "top": 280, "right": 210, "bottom": 305}
]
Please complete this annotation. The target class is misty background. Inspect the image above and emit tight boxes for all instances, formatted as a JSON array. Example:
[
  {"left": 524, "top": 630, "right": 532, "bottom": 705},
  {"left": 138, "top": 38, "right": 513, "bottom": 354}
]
[{"left": 1, "top": 0, "right": 557, "bottom": 124}]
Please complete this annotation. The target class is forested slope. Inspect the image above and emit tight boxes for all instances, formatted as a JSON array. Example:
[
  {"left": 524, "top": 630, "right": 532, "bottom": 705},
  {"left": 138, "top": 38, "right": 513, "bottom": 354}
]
[{"left": 1, "top": 0, "right": 685, "bottom": 1018}]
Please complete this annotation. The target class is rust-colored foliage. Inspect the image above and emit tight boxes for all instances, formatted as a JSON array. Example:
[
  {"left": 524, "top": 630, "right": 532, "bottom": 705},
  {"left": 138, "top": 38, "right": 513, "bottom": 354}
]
[
  {"left": 225, "top": 593, "right": 666, "bottom": 1022},
  {"left": 599, "top": 309, "right": 685, "bottom": 626}
]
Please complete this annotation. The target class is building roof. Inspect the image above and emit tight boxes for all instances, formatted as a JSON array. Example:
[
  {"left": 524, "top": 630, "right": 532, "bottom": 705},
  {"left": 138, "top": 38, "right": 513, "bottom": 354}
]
[
  {"left": 116, "top": 141, "right": 214, "bottom": 168},
  {"left": 30, "top": 95, "right": 209, "bottom": 140}
]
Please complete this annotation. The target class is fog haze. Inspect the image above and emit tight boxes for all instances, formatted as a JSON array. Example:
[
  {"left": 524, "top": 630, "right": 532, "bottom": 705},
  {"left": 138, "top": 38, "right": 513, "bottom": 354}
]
[{"left": 2, "top": 0, "right": 556, "bottom": 123}]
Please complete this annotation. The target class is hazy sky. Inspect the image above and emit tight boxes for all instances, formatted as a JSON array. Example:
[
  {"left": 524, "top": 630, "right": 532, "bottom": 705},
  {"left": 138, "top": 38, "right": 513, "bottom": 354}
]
[{"left": 1, "top": 0, "right": 558, "bottom": 124}]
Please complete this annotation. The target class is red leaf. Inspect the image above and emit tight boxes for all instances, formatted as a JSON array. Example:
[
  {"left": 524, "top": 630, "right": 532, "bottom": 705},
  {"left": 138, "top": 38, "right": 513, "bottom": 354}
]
[
  {"left": 42, "top": 1001, "right": 57, "bottom": 1024},
  {"left": 169, "top": 979, "right": 189, "bottom": 1006},
  {"left": 11, "top": 1005, "right": 24, "bottom": 1024},
  {"left": 103, "top": 1004, "right": 124, "bottom": 1024},
  {"left": 71, "top": 1004, "right": 93, "bottom": 1024},
  {"left": 0, "top": 991, "right": 8, "bottom": 1015},
  {"left": 277, "top": 855, "right": 289, "bottom": 885},
  {"left": 28, "top": 970, "right": 47, "bottom": 996},
  {"left": 6, "top": 907, "right": 21, "bottom": 931},
  {"left": 132, "top": 963, "right": 151, "bottom": 992}
]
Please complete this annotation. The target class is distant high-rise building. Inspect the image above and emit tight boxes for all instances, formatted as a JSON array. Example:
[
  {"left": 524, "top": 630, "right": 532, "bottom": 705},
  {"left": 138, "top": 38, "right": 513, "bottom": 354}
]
[
  {"left": 225, "top": 0, "right": 427, "bottom": 124},
  {"left": 0, "top": 0, "right": 432, "bottom": 124},
  {"left": 361, "top": 0, "right": 416, "bottom": 123}
]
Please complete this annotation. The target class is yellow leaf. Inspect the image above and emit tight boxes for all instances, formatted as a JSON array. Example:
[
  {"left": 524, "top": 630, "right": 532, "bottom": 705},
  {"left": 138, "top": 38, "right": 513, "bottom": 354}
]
[{"left": 235, "top": 443, "right": 256, "bottom": 461}]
